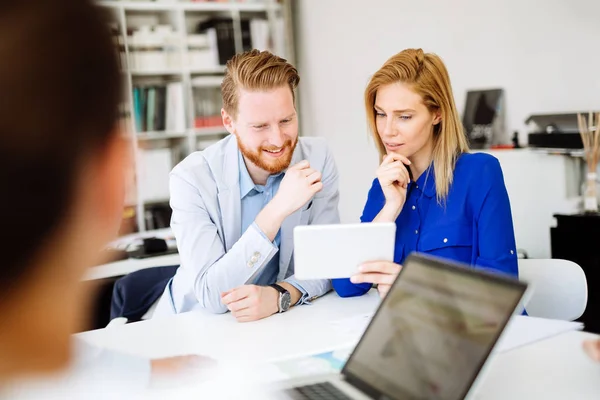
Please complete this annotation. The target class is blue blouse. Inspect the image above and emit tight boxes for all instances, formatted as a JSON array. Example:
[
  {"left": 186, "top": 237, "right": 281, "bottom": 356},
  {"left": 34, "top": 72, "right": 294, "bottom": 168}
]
[{"left": 333, "top": 152, "right": 519, "bottom": 297}]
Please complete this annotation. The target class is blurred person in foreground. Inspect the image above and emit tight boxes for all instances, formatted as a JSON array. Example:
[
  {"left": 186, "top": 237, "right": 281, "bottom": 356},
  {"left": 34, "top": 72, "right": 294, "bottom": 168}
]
[{"left": 0, "top": 0, "right": 212, "bottom": 397}]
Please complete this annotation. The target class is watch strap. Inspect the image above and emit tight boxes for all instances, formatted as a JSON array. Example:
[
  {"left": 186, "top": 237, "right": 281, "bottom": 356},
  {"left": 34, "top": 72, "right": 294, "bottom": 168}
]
[{"left": 270, "top": 283, "right": 288, "bottom": 295}]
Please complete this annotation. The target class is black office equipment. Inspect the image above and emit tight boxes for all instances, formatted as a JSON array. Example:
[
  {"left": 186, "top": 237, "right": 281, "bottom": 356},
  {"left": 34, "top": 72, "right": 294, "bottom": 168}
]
[
  {"left": 462, "top": 88, "right": 505, "bottom": 149},
  {"left": 551, "top": 213, "right": 599, "bottom": 333},
  {"left": 525, "top": 113, "right": 597, "bottom": 150}
]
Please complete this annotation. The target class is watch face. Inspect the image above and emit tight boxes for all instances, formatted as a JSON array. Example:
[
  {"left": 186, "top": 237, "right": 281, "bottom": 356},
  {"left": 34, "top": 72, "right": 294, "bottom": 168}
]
[{"left": 281, "top": 292, "right": 291, "bottom": 312}]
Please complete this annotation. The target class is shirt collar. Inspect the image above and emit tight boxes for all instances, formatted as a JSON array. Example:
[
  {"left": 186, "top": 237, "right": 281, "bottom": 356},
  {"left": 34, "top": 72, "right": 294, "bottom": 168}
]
[
  {"left": 239, "top": 151, "right": 256, "bottom": 199},
  {"left": 411, "top": 163, "right": 436, "bottom": 198},
  {"left": 238, "top": 151, "right": 285, "bottom": 199}
]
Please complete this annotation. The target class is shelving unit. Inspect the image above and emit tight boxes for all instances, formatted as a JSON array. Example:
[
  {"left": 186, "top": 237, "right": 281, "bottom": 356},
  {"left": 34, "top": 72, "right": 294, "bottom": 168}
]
[{"left": 99, "top": 0, "right": 294, "bottom": 233}]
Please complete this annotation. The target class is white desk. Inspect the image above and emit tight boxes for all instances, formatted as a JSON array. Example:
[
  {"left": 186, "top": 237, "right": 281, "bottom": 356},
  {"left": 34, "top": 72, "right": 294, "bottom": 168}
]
[
  {"left": 78, "top": 292, "right": 600, "bottom": 398},
  {"left": 85, "top": 228, "right": 179, "bottom": 281},
  {"left": 79, "top": 290, "right": 380, "bottom": 360},
  {"left": 85, "top": 253, "right": 181, "bottom": 281},
  {"left": 476, "top": 330, "right": 600, "bottom": 399}
]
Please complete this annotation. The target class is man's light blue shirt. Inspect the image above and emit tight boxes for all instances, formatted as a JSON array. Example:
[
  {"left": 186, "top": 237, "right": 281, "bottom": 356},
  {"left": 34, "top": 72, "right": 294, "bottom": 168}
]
[{"left": 239, "top": 151, "right": 308, "bottom": 302}]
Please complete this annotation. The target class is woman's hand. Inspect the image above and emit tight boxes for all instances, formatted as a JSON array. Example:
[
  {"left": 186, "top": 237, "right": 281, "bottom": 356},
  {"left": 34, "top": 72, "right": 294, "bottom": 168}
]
[
  {"left": 376, "top": 154, "right": 411, "bottom": 219},
  {"left": 350, "top": 261, "right": 402, "bottom": 298}
]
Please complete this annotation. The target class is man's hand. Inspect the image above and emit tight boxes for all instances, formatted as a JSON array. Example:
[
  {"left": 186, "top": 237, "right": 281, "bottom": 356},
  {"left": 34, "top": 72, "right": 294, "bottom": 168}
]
[
  {"left": 221, "top": 285, "right": 279, "bottom": 322},
  {"left": 272, "top": 160, "right": 322, "bottom": 217},
  {"left": 256, "top": 160, "right": 322, "bottom": 241}
]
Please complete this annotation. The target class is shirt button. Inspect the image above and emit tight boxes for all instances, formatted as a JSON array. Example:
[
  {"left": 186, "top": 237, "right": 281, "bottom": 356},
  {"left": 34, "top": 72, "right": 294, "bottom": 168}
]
[
  {"left": 416, "top": 185, "right": 419, "bottom": 189},
  {"left": 253, "top": 251, "right": 261, "bottom": 258},
  {"left": 415, "top": 230, "right": 419, "bottom": 234},
  {"left": 412, "top": 205, "right": 416, "bottom": 210},
  {"left": 443, "top": 238, "right": 448, "bottom": 243},
  {"left": 247, "top": 261, "right": 254, "bottom": 268},
  {"left": 250, "top": 255, "right": 258, "bottom": 263}
]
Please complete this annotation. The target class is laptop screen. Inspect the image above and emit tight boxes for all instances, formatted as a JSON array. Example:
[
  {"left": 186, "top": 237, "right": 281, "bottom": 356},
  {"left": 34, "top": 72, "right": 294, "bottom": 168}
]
[{"left": 342, "top": 254, "right": 526, "bottom": 400}]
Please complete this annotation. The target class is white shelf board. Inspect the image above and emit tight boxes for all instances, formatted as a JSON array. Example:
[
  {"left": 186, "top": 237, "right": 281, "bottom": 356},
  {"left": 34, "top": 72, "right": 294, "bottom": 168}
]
[
  {"left": 191, "top": 75, "right": 223, "bottom": 86},
  {"left": 185, "top": 1, "right": 274, "bottom": 12},
  {"left": 137, "top": 131, "right": 188, "bottom": 140},
  {"left": 98, "top": 1, "right": 175, "bottom": 11},
  {"left": 187, "top": 66, "right": 226, "bottom": 75},
  {"left": 143, "top": 198, "right": 171, "bottom": 205},
  {"left": 130, "top": 69, "right": 184, "bottom": 76},
  {"left": 193, "top": 126, "right": 228, "bottom": 137},
  {"left": 98, "top": 1, "right": 278, "bottom": 13},
  {"left": 528, "top": 147, "right": 585, "bottom": 158}
]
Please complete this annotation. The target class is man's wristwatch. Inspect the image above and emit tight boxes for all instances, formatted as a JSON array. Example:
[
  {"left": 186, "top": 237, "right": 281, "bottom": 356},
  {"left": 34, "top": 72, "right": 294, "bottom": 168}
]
[{"left": 270, "top": 283, "right": 291, "bottom": 313}]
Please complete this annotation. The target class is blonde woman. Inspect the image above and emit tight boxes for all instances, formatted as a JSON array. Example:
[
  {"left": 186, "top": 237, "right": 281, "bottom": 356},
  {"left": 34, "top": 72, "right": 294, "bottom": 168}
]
[{"left": 333, "top": 49, "right": 519, "bottom": 299}]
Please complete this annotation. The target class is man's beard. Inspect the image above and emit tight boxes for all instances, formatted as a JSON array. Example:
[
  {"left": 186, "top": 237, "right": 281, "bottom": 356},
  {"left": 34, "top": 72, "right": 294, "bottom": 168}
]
[{"left": 236, "top": 136, "right": 297, "bottom": 174}]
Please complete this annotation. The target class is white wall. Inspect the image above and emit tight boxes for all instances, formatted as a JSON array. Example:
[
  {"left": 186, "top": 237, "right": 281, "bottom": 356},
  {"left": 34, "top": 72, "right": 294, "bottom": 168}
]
[
  {"left": 294, "top": 0, "right": 600, "bottom": 256},
  {"left": 485, "top": 149, "right": 581, "bottom": 258}
]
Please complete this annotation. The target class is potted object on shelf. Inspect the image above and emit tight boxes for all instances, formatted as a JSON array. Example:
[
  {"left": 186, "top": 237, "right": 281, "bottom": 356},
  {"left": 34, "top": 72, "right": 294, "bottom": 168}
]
[{"left": 577, "top": 112, "right": 600, "bottom": 213}]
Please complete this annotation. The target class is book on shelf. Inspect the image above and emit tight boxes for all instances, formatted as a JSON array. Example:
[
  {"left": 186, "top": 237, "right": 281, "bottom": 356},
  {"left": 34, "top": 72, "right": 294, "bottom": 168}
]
[
  {"left": 110, "top": 24, "right": 127, "bottom": 71},
  {"left": 193, "top": 16, "right": 287, "bottom": 68},
  {"left": 193, "top": 86, "right": 223, "bottom": 128},
  {"left": 197, "top": 18, "right": 235, "bottom": 66},
  {"left": 117, "top": 102, "right": 133, "bottom": 134},
  {"left": 241, "top": 19, "right": 252, "bottom": 52},
  {"left": 248, "top": 18, "right": 269, "bottom": 52},
  {"left": 246, "top": 17, "right": 286, "bottom": 58},
  {"left": 165, "top": 82, "right": 186, "bottom": 132},
  {"left": 132, "top": 82, "right": 185, "bottom": 134},
  {"left": 128, "top": 25, "right": 182, "bottom": 72},
  {"left": 139, "top": 148, "right": 172, "bottom": 203}
]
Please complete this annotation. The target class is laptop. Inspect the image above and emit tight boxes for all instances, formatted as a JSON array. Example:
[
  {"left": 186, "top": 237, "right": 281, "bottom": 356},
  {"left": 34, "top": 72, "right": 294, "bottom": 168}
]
[{"left": 277, "top": 253, "right": 527, "bottom": 400}]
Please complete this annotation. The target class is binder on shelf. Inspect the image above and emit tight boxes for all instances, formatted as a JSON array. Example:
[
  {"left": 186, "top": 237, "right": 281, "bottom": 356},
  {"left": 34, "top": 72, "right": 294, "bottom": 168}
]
[
  {"left": 139, "top": 148, "right": 172, "bottom": 203},
  {"left": 133, "top": 88, "right": 142, "bottom": 132},
  {"left": 146, "top": 87, "right": 156, "bottom": 132},
  {"left": 133, "top": 82, "right": 185, "bottom": 134},
  {"left": 250, "top": 18, "right": 269, "bottom": 52},
  {"left": 193, "top": 86, "right": 223, "bottom": 128},
  {"left": 165, "top": 82, "right": 186, "bottom": 133},
  {"left": 154, "top": 86, "right": 167, "bottom": 132},
  {"left": 197, "top": 18, "right": 235, "bottom": 66},
  {"left": 241, "top": 19, "right": 253, "bottom": 52}
]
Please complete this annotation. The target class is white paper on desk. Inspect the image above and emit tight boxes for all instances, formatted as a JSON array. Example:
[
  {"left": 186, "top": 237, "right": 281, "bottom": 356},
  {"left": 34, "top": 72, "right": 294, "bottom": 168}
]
[
  {"left": 330, "top": 313, "right": 374, "bottom": 338},
  {"left": 495, "top": 315, "right": 584, "bottom": 353},
  {"left": 246, "top": 343, "right": 356, "bottom": 385},
  {"left": 261, "top": 346, "right": 355, "bottom": 382},
  {"left": 330, "top": 314, "right": 583, "bottom": 355}
]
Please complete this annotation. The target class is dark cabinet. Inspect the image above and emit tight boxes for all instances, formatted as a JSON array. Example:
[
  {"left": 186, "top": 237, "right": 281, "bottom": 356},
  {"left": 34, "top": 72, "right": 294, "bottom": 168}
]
[{"left": 551, "top": 214, "right": 600, "bottom": 333}]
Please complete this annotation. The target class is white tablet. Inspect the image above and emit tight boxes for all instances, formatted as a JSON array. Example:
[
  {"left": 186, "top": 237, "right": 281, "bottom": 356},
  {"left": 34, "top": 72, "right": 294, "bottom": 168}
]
[{"left": 293, "top": 222, "right": 396, "bottom": 280}]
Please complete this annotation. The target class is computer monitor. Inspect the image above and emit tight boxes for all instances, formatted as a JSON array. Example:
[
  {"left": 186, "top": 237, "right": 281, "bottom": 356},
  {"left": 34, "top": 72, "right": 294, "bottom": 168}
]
[{"left": 462, "top": 89, "right": 505, "bottom": 149}]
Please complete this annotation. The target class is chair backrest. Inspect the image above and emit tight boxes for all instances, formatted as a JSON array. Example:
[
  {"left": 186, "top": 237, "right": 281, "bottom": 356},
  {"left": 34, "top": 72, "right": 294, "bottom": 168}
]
[
  {"left": 518, "top": 258, "right": 587, "bottom": 321},
  {"left": 110, "top": 264, "right": 178, "bottom": 322}
]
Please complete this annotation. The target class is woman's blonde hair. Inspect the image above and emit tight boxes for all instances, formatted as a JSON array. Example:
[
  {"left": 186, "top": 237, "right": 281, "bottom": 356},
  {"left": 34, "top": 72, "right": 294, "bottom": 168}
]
[{"left": 364, "top": 48, "right": 469, "bottom": 202}]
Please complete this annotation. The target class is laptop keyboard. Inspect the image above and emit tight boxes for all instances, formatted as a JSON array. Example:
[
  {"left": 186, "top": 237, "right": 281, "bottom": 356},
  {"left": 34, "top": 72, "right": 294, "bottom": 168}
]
[{"left": 284, "top": 382, "right": 353, "bottom": 400}]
